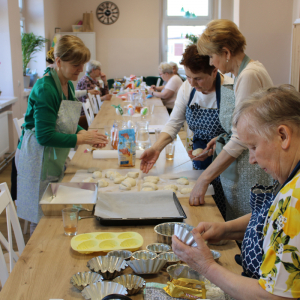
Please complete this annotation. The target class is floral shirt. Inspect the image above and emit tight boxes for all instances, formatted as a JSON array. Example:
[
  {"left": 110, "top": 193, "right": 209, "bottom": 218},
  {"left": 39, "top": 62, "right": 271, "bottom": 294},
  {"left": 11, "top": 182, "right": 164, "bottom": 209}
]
[{"left": 259, "top": 164, "right": 300, "bottom": 298}]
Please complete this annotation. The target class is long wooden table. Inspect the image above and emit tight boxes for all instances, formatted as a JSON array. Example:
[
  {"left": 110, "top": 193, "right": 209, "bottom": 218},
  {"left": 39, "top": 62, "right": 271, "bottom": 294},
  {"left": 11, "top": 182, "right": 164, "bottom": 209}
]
[{"left": 0, "top": 96, "right": 242, "bottom": 300}]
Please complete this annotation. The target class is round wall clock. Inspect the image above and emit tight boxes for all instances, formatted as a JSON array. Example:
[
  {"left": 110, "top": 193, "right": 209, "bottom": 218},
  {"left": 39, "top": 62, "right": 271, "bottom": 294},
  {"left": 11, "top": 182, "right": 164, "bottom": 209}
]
[{"left": 96, "top": 1, "right": 120, "bottom": 25}]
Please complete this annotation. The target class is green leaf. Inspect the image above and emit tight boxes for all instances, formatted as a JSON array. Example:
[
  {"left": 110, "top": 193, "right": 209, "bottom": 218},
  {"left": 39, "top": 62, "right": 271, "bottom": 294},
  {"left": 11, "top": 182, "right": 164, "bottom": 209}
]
[
  {"left": 271, "top": 266, "right": 278, "bottom": 276},
  {"left": 275, "top": 256, "right": 281, "bottom": 264},
  {"left": 282, "top": 196, "right": 291, "bottom": 214},
  {"left": 292, "top": 252, "right": 300, "bottom": 269},
  {"left": 283, "top": 245, "right": 299, "bottom": 253},
  {"left": 282, "top": 261, "right": 300, "bottom": 273},
  {"left": 284, "top": 272, "right": 299, "bottom": 292},
  {"left": 278, "top": 199, "right": 284, "bottom": 212},
  {"left": 271, "top": 232, "right": 278, "bottom": 243},
  {"left": 282, "top": 235, "right": 290, "bottom": 245}
]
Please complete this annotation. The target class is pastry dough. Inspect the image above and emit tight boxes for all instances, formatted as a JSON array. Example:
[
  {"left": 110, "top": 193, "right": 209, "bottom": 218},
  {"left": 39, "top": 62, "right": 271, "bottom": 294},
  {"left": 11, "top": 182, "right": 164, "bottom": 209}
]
[
  {"left": 92, "top": 171, "right": 102, "bottom": 179},
  {"left": 114, "top": 176, "right": 126, "bottom": 184},
  {"left": 192, "top": 148, "right": 204, "bottom": 156},
  {"left": 144, "top": 176, "right": 159, "bottom": 184},
  {"left": 180, "top": 188, "right": 193, "bottom": 194},
  {"left": 105, "top": 170, "right": 115, "bottom": 178},
  {"left": 110, "top": 171, "right": 122, "bottom": 180},
  {"left": 164, "top": 187, "right": 177, "bottom": 194},
  {"left": 82, "top": 177, "right": 94, "bottom": 183},
  {"left": 122, "top": 178, "right": 136, "bottom": 187},
  {"left": 177, "top": 178, "right": 189, "bottom": 185},
  {"left": 142, "top": 187, "right": 155, "bottom": 191},
  {"left": 142, "top": 182, "right": 158, "bottom": 190},
  {"left": 97, "top": 179, "right": 109, "bottom": 187},
  {"left": 164, "top": 184, "right": 178, "bottom": 191},
  {"left": 119, "top": 184, "right": 131, "bottom": 191},
  {"left": 127, "top": 171, "right": 139, "bottom": 178}
]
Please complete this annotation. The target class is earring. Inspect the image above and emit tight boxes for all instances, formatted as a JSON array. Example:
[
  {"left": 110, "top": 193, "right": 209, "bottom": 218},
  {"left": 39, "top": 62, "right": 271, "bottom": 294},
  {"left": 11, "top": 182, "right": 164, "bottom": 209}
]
[{"left": 226, "top": 59, "right": 228, "bottom": 63}]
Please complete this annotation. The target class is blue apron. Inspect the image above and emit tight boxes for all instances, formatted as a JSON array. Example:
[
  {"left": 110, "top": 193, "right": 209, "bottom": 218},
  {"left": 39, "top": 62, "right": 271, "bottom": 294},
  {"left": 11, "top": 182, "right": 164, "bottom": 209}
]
[{"left": 185, "top": 72, "right": 227, "bottom": 218}]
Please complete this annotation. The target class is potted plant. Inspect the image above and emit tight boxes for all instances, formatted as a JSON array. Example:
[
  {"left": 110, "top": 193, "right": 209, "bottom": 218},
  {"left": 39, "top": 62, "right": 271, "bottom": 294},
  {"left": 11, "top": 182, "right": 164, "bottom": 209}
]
[{"left": 21, "top": 32, "right": 48, "bottom": 87}]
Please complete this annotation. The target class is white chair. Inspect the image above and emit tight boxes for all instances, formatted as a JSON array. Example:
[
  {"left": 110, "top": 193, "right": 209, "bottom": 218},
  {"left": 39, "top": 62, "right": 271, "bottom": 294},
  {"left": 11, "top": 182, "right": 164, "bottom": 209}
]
[
  {"left": 0, "top": 182, "right": 25, "bottom": 288},
  {"left": 88, "top": 93, "right": 99, "bottom": 114},
  {"left": 82, "top": 98, "right": 95, "bottom": 127},
  {"left": 12, "top": 117, "right": 29, "bottom": 235},
  {"left": 156, "top": 78, "right": 161, "bottom": 87},
  {"left": 95, "top": 94, "right": 103, "bottom": 111}
]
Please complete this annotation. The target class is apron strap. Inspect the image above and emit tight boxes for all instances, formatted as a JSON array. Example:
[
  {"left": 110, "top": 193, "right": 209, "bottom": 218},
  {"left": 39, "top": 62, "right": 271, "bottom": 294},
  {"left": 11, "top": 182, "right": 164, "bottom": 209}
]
[
  {"left": 187, "top": 88, "right": 196, "bottom": 107},
  {"left": 216, "top": 72, "right": 221, "bottom": 110}
]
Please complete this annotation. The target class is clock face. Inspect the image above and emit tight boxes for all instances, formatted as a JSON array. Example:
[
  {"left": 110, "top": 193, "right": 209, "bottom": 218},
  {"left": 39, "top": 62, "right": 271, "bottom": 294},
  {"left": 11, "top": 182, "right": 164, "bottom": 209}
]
[{"left": 96, "top": 1, "right": 119, "bottom": 25}]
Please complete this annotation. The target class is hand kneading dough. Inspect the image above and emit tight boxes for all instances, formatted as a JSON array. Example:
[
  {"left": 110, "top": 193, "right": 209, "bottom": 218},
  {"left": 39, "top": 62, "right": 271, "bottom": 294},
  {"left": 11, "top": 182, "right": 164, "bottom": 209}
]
[
  {"left": 164, "top": 184, "right": 178, "bottom": 191},
  {"left": 119, "top": 184, "right": 131, "bottom": 190},
  {"left": 122, "top": 178, "right": 136, "bottom": 187},
  {"left": 192, "top": 148, "right": 204, "bottom": 156},
  {"left": 181, "top": 187, "right": 193, "bottom": 194},
  {"left": 92, "top": 171, "right": 102, "bottom": 179},
  {"left": 114, "top": 176, "right": 127, "bottom": 184},
  {"left": 98, "top": 179, "right": 109, "bottom": 187},
  {"left": 177, "top": 178, "right": 189, "bottom": 185},
  {"left": 82, "top": 177, "right": 94, "bottom": 183},
  {"left": 142, "top": 182, "right": 158, "bottom": 190},
  {"left": 144, "top": 176, "right": 159, "bottom": 184},
  {"left": 127, "top": 171, "right": 139, "bottom": 178},
  {"left": 142, "top": 187, "right": 155, "bottom": 191}
]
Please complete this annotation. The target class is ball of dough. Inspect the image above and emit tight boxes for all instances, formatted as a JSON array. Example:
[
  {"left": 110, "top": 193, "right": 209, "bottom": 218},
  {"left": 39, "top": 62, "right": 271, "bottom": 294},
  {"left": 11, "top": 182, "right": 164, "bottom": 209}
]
[
  {"left": 177, "top": 178, "right": 189, "bottom": 185},
  {"left": 164, "top": 184, "right": 178, "bottom": 191},
  {"left": 82, "top": 177, "right": 94, "bottom": 183},
  {"left": 180, "top": 188, "right": 193, "bottom": 194},
  {"left": 192, "top": 148, "right": 204, "bottom": 156},
  {"left": 127, "top": 171, "right": 139, "bottom": 178},
  {"left": 142, "top": 187, "right": 155, "bottom": 191},
  {"left": 119, "top": 183, "right": 131, "bottom": 191},
  {"left": 144, "top": 176, "right": 159, "bottom": 184},
  {"left": 92, "top": 171, "right": 102, "bottom": 179},
  {"left": 164, "top": 187, "right": 177, "bottom": 194},
  {"left": 114, "top": 176, "right": 127, "bottom": 184},
  {"left": 98, "top": 179, "right": 109, "bottom": 187},
  {"left": 123, "top": 178, "right": 136, "bottom": 187},
  {"left": 142, "top": 182, "right": 158, "bottom": 190},
  {"left": 110, "top": 171, "right": 122, "bottom": 180},
  {"left": 105, "top": 170, "right": 115, "bottom": 178}
]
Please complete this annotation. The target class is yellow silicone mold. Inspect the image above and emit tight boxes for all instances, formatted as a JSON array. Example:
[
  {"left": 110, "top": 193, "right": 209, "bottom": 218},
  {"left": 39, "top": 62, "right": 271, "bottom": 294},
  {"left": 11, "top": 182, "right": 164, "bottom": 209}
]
[{"left": 71, "top": 231, "right": 144, "bottom": 254}]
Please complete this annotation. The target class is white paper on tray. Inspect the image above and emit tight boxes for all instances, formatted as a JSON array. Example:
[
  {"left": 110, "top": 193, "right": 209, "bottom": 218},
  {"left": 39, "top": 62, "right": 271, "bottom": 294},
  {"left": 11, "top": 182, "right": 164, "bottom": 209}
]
[
  {"left": 156, "top": 170, "right": 204, "bottom": 181},
  {"left": 93, "top": 150, "right": 143, "bottom": 159},
  {"left": 95, "top": 190, "right": 182, "bottom": 219}
]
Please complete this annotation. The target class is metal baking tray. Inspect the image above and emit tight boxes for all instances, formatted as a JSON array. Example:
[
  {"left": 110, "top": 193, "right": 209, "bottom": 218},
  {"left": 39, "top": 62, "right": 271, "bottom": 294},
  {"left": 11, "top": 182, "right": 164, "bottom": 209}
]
[
  {"left": 96, "top": 192, "right": 186, "bottom": 226},
  {"left": 39, "top": 182, "right": 97, "bottom": 216}
]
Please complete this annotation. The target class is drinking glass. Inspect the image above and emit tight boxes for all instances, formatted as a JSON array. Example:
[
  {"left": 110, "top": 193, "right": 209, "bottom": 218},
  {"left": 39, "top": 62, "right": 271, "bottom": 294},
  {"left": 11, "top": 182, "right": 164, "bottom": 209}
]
[
  {"left": 155, "top": 128, "right": 161, "bottom": 141},
  {"left": 165, "top": 142, "right": 175, "bottom": 160},
  {"left": 62, "top": 208, "right": 79, "bottom": 236}
]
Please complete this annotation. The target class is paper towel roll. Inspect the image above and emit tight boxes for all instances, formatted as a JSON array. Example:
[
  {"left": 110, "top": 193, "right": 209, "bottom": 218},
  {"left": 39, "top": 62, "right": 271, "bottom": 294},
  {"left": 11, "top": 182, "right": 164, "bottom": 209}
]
[{"left": 93, "top": 150, "right": 144, "bottom": 159}]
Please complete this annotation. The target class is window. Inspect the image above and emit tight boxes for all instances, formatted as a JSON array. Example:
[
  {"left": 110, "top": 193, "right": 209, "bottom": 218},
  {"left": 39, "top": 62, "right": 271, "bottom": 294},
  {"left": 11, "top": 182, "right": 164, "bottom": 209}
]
[
  {"left": 162, "top": 0, "right": 213, "bottom": 71},
  {"left": 19, "top": 0, "right": 25, "bottom": 34}
]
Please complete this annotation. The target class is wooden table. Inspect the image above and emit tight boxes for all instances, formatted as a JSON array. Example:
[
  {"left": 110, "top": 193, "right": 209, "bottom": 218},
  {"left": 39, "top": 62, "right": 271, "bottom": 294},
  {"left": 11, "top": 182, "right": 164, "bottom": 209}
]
[{"left": 0, "top": 96, "right": 242, "bottom": 300}]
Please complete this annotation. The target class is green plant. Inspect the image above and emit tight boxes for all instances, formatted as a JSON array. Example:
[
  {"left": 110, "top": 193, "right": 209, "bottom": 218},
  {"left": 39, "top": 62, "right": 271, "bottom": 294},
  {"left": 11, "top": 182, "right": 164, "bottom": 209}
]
[
  {"left": 21, "top": 33, "right": 49, "bottom": 75},
  {"left": 185, "top": 33, "right": 199, "bottom": 45}
]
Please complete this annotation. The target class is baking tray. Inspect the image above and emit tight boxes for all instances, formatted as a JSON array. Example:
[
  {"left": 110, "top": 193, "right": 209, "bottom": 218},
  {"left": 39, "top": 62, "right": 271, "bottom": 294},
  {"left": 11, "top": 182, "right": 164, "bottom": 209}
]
[
  {"left": 39, "top": 182, "right": 97, "bottom": 216},
  {"left": 96, "top": 192, "right": 186, "bottom": 226}
]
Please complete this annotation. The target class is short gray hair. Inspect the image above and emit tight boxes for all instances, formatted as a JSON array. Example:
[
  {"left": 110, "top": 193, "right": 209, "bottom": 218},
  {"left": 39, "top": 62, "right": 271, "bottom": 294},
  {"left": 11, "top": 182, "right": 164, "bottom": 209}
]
[
  {"left": 86, "top": 60, "right": 101, "bottom": 74},
  {"left": 158, "top": 62, "right": 173, "bottom": 74},
  {"left": 169, "top": 61, "right": 178, "bottom": 72},
  {"left": 232, "top": 84, "right": 300, "bottom": 140}
]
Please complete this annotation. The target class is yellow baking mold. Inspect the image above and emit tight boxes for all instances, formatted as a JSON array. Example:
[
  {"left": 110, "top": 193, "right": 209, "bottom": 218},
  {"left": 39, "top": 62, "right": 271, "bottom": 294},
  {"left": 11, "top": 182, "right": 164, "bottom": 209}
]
[{"left": 71, "top": 231, "right": 144, "bottom": 254}]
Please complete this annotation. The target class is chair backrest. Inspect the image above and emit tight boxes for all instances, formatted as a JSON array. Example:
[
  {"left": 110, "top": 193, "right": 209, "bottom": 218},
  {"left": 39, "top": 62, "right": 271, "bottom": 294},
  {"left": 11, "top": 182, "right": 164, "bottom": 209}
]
[
  {"left": 88, "top": 93, "right": 99, "bottom": 114},
  {"left": 82, "top": 99, "right": 94, "bottom": 127},
  {"left": 95, "top": 95, "right": 103, "bottom": 111},
  {"left": 13, "top": 117, "right": 24, "bottom": 138},
  {"left": 0, "top": 182, "right": 25, "bottom": 287},
  {"left": 156, "top": 78, "right": 161, "bottom": 87}
]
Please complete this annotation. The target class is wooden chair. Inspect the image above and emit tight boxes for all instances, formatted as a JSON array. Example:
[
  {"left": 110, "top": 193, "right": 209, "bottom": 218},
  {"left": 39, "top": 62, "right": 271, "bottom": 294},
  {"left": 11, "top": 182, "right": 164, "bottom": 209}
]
[
  {"left": 0, "top": 182, "right": 25, "bottom": 288},
  {"left": 88, "top": 93, "right": 99, "bottom": 114},
  {"left": 82, "top": 98, "right": 94, "bottom": 127}
]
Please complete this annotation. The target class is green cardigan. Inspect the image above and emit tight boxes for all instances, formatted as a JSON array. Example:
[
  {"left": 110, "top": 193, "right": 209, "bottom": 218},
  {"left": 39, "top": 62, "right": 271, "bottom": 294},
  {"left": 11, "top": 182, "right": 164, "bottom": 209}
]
[{"left": 18, "top": 75, "right": 83, "bottom": 149}]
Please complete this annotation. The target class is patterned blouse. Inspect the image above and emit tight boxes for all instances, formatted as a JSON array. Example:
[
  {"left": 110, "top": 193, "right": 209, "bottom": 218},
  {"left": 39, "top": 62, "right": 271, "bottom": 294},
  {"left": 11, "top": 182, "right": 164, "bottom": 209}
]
[
  {"left": 76, "top": 75, "right": 109, "bottom": 115},
  {"left": 258, "top": 162, "right": 300, "bottom": 298}
]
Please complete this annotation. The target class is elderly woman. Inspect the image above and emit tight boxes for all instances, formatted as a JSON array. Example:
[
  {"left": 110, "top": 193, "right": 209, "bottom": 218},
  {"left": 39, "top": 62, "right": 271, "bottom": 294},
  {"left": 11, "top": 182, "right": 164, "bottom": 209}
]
[
  {"left": 190, "top": 19, "right": 273, "bottom": 221},
  {"left": 173, "top": 85, "right": 300, "bottom": 300},
  {"left": 148, "top": 62, "right": 183, "bottom": 114},
  {"left": 141, "top": 44, "right": 233, "bottom": 218},
  {"left": 16, "top": 35, "right": 108, "bottom": 234}
]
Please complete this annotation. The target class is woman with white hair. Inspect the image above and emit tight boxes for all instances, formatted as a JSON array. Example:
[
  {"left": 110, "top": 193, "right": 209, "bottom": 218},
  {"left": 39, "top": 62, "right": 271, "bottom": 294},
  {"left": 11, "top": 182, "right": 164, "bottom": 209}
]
[{"left": 149, "top": 62, "right": 183, "bottom": 114}]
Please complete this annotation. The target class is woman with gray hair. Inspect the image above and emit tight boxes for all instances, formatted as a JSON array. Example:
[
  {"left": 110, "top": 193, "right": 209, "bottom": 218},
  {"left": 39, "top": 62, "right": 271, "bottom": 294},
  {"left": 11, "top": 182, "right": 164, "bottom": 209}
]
[
  {"left": 149, "top": 62, "right": 183, "bottom": 114},
  {"left": 172, "top": 84, "right": 300, "bottom": 300}
]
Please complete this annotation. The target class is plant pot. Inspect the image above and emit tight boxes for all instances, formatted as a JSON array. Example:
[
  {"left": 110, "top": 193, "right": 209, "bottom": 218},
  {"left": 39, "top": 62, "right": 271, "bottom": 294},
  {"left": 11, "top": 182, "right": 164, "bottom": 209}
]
[{"left": 23, "top": 75, "right": 30, "bottom": 88}]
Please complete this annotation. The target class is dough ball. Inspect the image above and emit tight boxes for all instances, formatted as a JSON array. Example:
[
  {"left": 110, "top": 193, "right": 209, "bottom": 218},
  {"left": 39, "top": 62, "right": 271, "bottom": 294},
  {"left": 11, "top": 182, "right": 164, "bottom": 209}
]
[
  {"left": 192, "top": 148, "right": 204, "bottom": 156},
  {"left": 142, "top": 182, "right": 158, "bottom": 190},
  {"left": 123, "top": 178, "right": 136, "bottom": 187},
  {"left": 119, "top": 184, "right": 131, "bottom": 191},
  {"left": 177, "top": 178, "right": 189, "bottom": 185},
  {"left": 82, "top": 177, "right": 94, "bottom": 183},
  {"left": 164, "top": 187, "right": 177, "bottom": 194},
  {"left": 105, "top": 170, "right": 115, "bottom": 178},
  {"left": 114, "top": 176, "right": 127, "bottom": 184},
  {"left": 180, "top": 188, "right": 193, "bottom": 194},
  {"left": 164, "top": 184, "right": 178, "bottom": 191},
  {"left": 142, "top": 187, "right": 155, "bottom": 191},
  {"left": 110, "top": 171, "right": 122, "bottom": 180},
  {"left": 144, "top": 176, "right": 159, "bottom": 184},
  {"left": 127, "top": 171, "right": 139, "bottom": 178},
  {"left": 92, "top": 171, "right": 102, "bottom": 179},
  {"left": 98, "top": 179, "right": 109, "bottom": 187}
]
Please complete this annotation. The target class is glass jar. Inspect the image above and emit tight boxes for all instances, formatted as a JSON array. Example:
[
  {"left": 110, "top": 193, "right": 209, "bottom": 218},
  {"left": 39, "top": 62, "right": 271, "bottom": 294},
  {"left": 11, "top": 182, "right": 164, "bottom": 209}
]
[{"left": 136, "top": 121, "right": 151, "bottom": 150}]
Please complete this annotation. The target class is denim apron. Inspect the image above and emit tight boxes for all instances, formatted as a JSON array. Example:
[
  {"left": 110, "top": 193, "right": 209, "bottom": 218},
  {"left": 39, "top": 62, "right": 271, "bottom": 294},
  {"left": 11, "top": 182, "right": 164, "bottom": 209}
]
[
  {"left": 185, "top": 72, "right": 227, "bottom": 218},
  {"left": 17, "top": 69, "right": 82, "bottom": 224}
]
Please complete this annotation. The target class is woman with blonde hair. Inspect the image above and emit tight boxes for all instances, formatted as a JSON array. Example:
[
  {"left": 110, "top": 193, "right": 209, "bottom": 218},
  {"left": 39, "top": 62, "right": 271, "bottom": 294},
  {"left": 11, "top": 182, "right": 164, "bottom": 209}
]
[
  {"left": 190, "top": 19, "right": 274, "bottom": 221},
  {"left": 16, "top": 35, "right": 108, "bottom": 234}
]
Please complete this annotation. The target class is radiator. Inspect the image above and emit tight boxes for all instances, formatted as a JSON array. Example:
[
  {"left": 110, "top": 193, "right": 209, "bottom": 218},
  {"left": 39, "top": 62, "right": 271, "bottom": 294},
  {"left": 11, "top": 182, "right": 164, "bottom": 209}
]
[{"left": 0, "top": 111, "right": 9, "bottom": 157}]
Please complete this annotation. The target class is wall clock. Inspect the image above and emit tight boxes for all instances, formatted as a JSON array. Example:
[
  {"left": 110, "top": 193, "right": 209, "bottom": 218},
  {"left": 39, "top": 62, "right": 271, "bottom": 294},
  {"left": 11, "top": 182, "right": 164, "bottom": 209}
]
[{"left": 96, "top": 1, "right": 120, "bottom": 25}]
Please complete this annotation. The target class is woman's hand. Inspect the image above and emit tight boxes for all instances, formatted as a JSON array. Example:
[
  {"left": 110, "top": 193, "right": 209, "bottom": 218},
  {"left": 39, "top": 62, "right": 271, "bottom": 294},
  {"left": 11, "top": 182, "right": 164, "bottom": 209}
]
[
  {"left": 148, "top": 88, "right": 154, "bottom": 95},
  {"left": 101, "top": 94, "right": 112, "bottom": 101},
  {"left": 189, "top": 176, "right": 210, "bottom": 206},
  {"left": 100, "top": 72, "right": 107, "bottom": 84},
  {"left": 150, "top": 85, "right": 156, "bottom": 90},
  {"left": 196, "top": 222, "right": 227, "bottom": 244},
  {"left": 172, "top": 229, "right": 216, "bottom": 276},
  {"left": 76, "top": 130, "right": 108, "bottom": 146},
  {"left": 203, "top": 137, "right": 218, "bottom": 154},
  {"left": 88, "top": 90, "right": 100, "bottom": 95},
  {"left": 187, "top": 149, "right": 212, "bottom": 161},
  {"left": 140, "top": 147, "right": 161, "bottom": 173}
]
